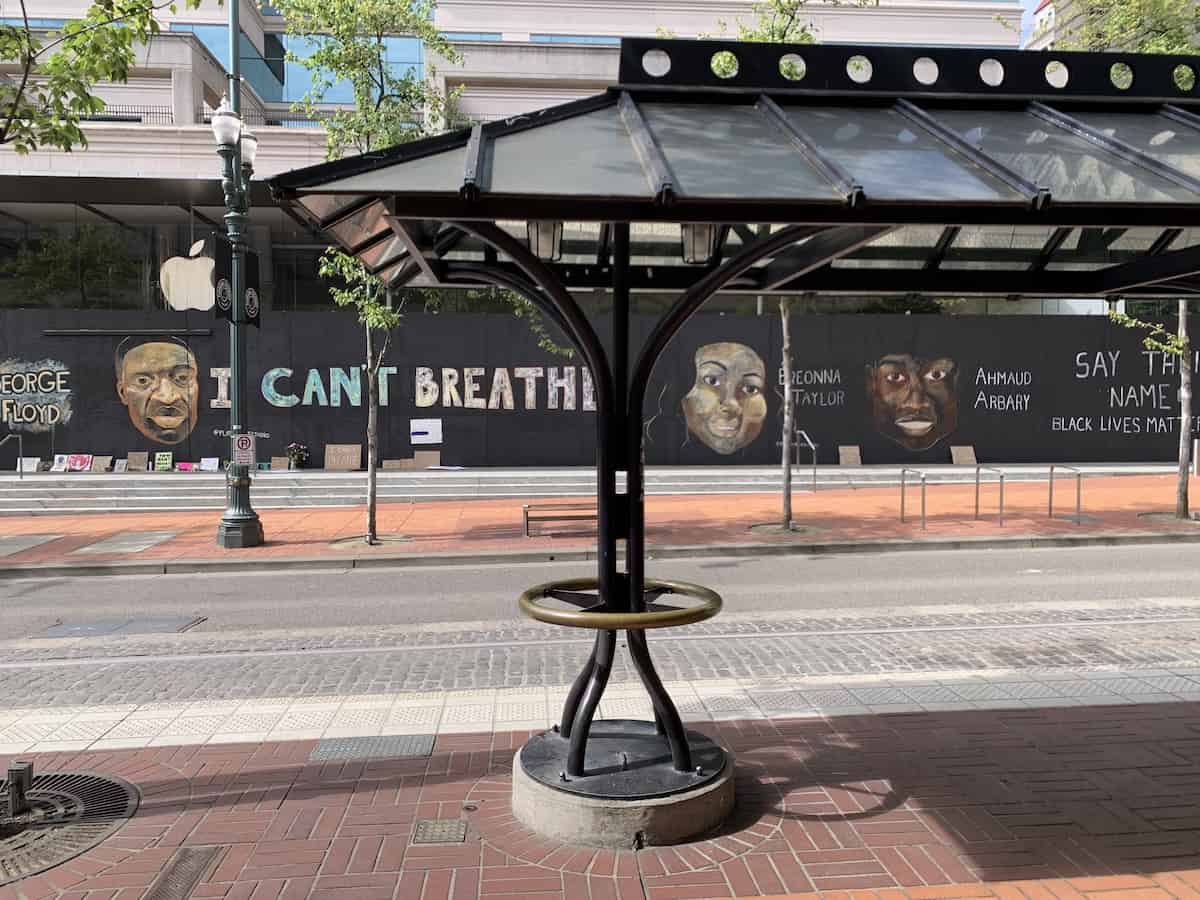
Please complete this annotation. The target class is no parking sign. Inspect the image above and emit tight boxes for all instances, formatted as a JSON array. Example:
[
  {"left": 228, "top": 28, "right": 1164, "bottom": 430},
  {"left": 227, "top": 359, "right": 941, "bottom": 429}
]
[{"left": 233, "top": 434, "right": 256, "bottom": 466}]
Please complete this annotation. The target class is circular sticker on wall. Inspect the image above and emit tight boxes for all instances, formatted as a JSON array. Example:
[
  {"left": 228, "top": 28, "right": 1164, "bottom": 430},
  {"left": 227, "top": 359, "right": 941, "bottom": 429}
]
[
  {"left": 245, "top": 287, "right": 260, "bottom": 320},
  {"left": 215, "top": 278, "right": 232, "bottom": 312}
]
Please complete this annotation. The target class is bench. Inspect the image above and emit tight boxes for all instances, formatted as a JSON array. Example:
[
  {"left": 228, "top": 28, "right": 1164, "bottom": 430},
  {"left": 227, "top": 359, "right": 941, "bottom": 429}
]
[{"left": 523, "top": 501, "right": 598, "bottom": 537}]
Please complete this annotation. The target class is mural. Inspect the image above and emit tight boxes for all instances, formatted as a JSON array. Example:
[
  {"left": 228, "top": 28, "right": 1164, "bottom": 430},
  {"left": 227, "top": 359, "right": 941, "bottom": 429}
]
[
  {"left": 0, "top": 358, "right": 73, "bottom": 433},
  {"left": 114, "top": 337, "right": 200, "bottom": 446},
  {"left": 681, "top": 342, "right": 767, "bottom": 455},
  {"left": 0, "top": 309, "right": 1196, "bottom": 469},
  {"left": 865, "top": 353, "right": 959, "bottom": 452}
]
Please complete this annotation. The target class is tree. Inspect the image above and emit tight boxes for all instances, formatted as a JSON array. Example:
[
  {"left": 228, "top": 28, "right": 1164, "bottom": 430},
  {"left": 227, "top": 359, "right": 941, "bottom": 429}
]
[
  {"left": 275, "top": 0, "right": 459, "bottom": 157},
  {"left": 0, "top": 0, "right": 200, "bottom": 154},
  {"left": 273, "top": 0, "right": 466, "bottom": 543},
  {"left": 2, "top": 225, "right": 142, "bottom": 307},
  {"left": 1059, "top": 0, "right": 1197, "bottom": 518}
]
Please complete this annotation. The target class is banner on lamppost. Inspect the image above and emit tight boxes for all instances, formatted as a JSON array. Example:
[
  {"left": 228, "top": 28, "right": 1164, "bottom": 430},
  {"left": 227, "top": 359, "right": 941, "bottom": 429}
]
[{"left": 213, "top": 240, "right": 261, "bottom": 328}]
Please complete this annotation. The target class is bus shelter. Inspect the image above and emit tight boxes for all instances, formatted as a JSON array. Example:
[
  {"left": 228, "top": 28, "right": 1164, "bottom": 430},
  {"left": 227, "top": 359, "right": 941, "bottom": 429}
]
[{"left": 270, "top": 37, "right": 1200, "bottom": 845}]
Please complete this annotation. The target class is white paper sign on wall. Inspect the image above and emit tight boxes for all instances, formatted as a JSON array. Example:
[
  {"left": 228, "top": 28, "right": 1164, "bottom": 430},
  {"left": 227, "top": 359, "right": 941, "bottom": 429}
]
[{"left": 410, "top": 418, "right": 443, "bottom": 445}]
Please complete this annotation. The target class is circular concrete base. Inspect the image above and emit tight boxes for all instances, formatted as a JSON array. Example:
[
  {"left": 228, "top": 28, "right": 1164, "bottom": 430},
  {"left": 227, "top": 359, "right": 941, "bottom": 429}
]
[{"left": 512, "top": 738, "right": 735, "bottom": 849}]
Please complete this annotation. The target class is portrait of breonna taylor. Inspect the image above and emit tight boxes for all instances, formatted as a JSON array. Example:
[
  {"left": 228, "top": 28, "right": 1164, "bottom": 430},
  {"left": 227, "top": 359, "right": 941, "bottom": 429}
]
[
  {"left": 114, "top": 336, "right": 201, "bottom": 446},
  {"left": 865, "top": 352, "right": 959, "bottom": 452},
  {"left": 682, "top": 342, "right": 768, "bottom": 455}
]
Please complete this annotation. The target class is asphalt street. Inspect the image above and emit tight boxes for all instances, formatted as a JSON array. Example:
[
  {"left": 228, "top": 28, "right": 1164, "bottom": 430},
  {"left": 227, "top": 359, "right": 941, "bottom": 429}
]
[{"left": 1, "top": 542, "right": 1198, "bottom": 637}]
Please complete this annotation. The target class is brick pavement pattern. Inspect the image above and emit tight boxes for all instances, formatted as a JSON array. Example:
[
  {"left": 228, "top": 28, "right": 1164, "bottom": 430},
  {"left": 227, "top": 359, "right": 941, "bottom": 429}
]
[
  {"left": 0, "top": 475, "right": 1198, "bottom": 567},
  {"left": 7, "top": 702, "right": 1200, "bottom": 899}
]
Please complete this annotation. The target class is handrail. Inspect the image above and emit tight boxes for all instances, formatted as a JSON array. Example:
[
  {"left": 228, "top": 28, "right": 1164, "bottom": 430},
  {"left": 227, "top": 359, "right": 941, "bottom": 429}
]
[
  {"left": 796, "top": 429, "right": 818, "bottom": 494},
  {"left": 900, "top": 467, "right": 927, "bottom": 530},
  {"left": 1049, "top": 464, "right": 1082, "bottom": 524},
  {"left": 974, "top": 465, "right": 1005, "bottom": 526},
  {"left": 0, "top": 434, "right": 24, "bottom": 480}
]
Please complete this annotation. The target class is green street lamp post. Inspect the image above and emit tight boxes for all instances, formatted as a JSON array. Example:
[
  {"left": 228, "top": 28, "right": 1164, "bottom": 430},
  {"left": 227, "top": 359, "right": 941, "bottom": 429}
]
[{"left": 211, "top": 7, "right": 264, "bottom": 549}]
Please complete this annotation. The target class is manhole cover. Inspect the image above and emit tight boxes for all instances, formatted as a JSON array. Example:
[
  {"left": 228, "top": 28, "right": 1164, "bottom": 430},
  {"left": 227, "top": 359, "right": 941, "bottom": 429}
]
[
  {"left": 412, "top": 819, "right": 467, "bottom": 844},
  {"left": 309, "top": 734, "right": 435, "bottom": 762},
  {"left": 0, "top": 771, "right": 139, "bottom": 886}
]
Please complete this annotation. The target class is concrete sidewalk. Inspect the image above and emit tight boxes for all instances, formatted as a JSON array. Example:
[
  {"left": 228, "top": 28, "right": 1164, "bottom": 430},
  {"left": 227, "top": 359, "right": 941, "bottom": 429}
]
[{"left": 0, "top": 474, "right": 1199, "bottom": 574}]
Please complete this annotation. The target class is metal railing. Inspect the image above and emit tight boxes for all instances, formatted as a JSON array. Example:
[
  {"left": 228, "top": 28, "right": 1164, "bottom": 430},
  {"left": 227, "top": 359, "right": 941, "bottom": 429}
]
[
  {"left": 795, "top": 429, "right": 818, "bottom": 494},
  {"left": 1048, "top": 464, "right": 1082, "bottom": 523},
  {"left": 974, "top": 465, "right": 1005, "bottom": 526},
  {"left": 80, "top": 104, "right": 174, "bottom": 124},
  {"left": 900, "top": 467, "right": 927, "bottom": 530},
  {"left": 197, "top": 107, "right": 328, "bottom": 128},
  {"left": 0, "top": 434, "right": 24, "bottom": 480}
]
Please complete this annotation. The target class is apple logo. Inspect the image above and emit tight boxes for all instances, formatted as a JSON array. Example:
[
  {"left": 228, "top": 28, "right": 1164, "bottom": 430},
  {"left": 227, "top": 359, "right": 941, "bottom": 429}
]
[{"left": 160, "top": 239, "right": 216, "bottom": 311}]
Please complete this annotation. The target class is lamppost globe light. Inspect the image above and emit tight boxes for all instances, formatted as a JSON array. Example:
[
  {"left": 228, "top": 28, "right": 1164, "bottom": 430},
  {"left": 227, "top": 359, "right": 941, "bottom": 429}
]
[
  {"left": 240, "top": 127, "right": 258, "bottom": 171},
  {"left": 211, "top": 97, "right": 242, "bottom": 148}
]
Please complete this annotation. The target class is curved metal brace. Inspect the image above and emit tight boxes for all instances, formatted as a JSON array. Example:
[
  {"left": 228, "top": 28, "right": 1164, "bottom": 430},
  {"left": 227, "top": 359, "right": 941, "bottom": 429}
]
[
  {"left": 625, "top": 224, "right": 829, "bottom": 608},
  {"left": 442, "top": 261, "right": 573, "bottom": 337}
]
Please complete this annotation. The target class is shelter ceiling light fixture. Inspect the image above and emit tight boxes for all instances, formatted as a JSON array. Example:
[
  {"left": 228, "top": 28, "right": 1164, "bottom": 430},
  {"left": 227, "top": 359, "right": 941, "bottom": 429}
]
[
  {"left": 527, "top": 220, "right": 564, "bottom": 261},
  {"left": 681, "top": 223, "right": 718, "bottom": 265}
]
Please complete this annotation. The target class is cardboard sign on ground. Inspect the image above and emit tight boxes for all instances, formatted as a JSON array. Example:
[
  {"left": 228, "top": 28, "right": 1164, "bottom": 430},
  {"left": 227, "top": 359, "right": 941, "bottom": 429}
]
[
  {"left": 90, "top": 455, "right": 113, "bottom": 473},
  {"left": 382, "top": 459, "right": 410, "bottom": 470},
  {"left": 324, "top": 444, "right": 361, "bottom": 471},
  {"left": 113, "top": 460, "right": 128, "bottom": 473},
  {"left": 199, "top": 457, "right": 220, "bottom": 472},
  {"left": 413, "top": 450, "right": 441, "bottom": 469},
  {"left": 154, "top": 452, "right": 173, "bottom": 472},
  {"left": 125, "top": 452, "right": 149, "bottom": 472},
  {"left": 838, "top": 445, "right": 862, "bottom": 466},
  {"left": 67, "top": 454, "right": 92, "bottom": 472},
  {"left": 270, "top": 456, "right": 290, "bottom": 471},
  {"left": 17, "top": 457, "right": 40, "bottom": 473},
  {"left": 951, "top": 445, "right": 978, "bottom": 465}
]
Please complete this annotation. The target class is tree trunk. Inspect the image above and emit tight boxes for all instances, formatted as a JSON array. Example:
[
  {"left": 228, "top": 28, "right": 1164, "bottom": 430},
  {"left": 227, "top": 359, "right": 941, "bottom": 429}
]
[
  {"left": 366, "top": 323, "right": 379, "bottom": 544},
  {"left": 1177, "top": 297, "right": 1192, "bottom": 519},
  {"left": 780, "top": 297, "right": 793, "bottom": 528}
]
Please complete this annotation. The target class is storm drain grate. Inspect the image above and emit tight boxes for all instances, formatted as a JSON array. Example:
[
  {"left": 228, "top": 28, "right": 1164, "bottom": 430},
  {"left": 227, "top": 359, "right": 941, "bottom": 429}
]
[
  {"left": 308, "top": 733, "right": 435, "bottom": 762},
  {"left": 0, "top": 771, "right": 140, "bottom": 886},
  {"left": 412, "top": 819, "right": 468, "bottom": 844},
  {"left": 144, "top": 846, "right": 220, "bottom": 900}
]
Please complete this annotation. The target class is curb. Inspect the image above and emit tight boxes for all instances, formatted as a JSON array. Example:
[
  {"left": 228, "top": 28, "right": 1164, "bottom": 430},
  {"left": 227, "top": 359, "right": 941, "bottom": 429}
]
[{"left": 3, "top": 529, "right": 1200, "bottom": 579}]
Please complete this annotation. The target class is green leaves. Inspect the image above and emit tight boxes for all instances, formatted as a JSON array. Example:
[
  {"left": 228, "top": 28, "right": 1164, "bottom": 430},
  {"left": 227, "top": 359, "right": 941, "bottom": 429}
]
[
  {"left": 0, "top": 0, "right": 200, "bottom": 153},
  {"left": 273, "top": 0, "right": 459, "bottom": 158},
  {"left": 1058, "top": 0, "right": 1197, "bottom": 54},
  {"left": 1110, "top": 309, "right": 1188, "bottom": 356}
]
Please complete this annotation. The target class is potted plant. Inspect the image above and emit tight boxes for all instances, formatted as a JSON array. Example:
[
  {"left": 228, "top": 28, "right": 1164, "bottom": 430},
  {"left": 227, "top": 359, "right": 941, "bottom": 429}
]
[{"left": 286, "top": 442, "right": 310, "bottom": 470}]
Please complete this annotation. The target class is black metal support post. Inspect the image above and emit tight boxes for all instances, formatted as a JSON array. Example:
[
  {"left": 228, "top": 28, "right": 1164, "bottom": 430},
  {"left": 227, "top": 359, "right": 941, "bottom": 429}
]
[{"left": 215, "top": 0, "right": 263, "bottom": 549}]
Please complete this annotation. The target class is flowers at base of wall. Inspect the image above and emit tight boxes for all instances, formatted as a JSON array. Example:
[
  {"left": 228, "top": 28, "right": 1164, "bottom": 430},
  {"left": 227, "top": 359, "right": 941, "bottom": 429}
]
[{"left": 286, "top": 441, "right": 310, "bottom": 469}]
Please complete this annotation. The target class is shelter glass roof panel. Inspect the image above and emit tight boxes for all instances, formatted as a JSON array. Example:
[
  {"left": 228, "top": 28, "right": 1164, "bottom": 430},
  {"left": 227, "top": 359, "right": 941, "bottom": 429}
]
[
  {"left": 1071, "top": 111, "right": 1200, "bottom": 182},
  {"left": 327, "top": 200, "right": 390, "bottom": 249},
  {"left": 639, "top": 103, "right": 842, "bottom": 201},
  {"left": 318, "top": 146, "right": 469, "bottom": 195},
  {"left": 488, "top": 107, "right": 649, "bottom": 198},
  {"left": 782, "top": 106, "right": 1022, "bottom": 203},
  {"left": 932, "top": 109, "right": 1197, "bottom": 204}
]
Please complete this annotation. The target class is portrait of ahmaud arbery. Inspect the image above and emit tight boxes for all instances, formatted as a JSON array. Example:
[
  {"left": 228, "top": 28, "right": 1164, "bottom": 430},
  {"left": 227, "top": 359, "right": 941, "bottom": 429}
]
[
  {"left": 682, "top": 342, "right": 768, "bottom": 455},
  {"left": 865, "top": 353, "right": 959, "bottom": 452},
  {"left": 114, "top": 338, "right": 200, "bottom": 446}
]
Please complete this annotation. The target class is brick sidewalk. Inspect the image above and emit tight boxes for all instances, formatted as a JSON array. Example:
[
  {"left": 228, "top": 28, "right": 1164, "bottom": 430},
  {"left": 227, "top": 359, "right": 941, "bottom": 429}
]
[
  {"left": 6, "top": 701, "right": 1200, "bottom": 899},
  {"left": 0, "top": 474, "right": 1198, "bottom": 568}
]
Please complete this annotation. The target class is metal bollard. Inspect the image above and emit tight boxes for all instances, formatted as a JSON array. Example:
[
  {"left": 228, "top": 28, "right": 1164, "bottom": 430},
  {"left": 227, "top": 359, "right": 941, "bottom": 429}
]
[
  {"left": 974, "top": 466, "right": 1005, "bottom": 526},
  {"left": 1048, "top": 465, "right": 1082, "bottom": 524},
  {"left": 6, "top": 760, "right": 32, "bottom": 818}
]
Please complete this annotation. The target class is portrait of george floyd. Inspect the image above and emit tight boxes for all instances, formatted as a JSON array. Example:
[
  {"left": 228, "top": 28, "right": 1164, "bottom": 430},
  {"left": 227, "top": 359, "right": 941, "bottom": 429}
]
[
  {"left": 682, "top": 342, "right": 768, "bottom": 455},
  {"left": 865, "top": 352, "right": 959, "bottom": 452},
  {"left": 114, "top": 337, "right": 201, "bottom": 446}
]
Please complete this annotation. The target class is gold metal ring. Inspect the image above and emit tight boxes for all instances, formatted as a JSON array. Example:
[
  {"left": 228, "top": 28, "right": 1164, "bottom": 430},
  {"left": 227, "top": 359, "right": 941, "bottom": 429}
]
[{"left": 518, "top": 577, "right": 722, "bottom": 630}]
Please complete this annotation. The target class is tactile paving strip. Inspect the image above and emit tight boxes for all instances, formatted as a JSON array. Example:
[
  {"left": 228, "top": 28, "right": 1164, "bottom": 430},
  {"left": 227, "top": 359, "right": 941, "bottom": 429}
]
[{"left": 308, "top": 733, "right": 435, "bottom": 762}]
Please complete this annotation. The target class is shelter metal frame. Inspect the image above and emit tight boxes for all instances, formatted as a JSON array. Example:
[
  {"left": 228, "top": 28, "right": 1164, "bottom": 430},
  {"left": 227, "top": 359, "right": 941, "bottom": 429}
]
[{"left": 270, "top": 36, "right": 1200, "bottom": 789}]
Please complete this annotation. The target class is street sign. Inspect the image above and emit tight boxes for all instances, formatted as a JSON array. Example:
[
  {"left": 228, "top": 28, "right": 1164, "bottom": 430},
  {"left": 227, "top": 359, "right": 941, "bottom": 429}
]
[
  {"left": 233, "top": 434, "right": 257, "bottom": 466},
  {"left": 213, "top": 429, "right": 271, "bottom": 439}
]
